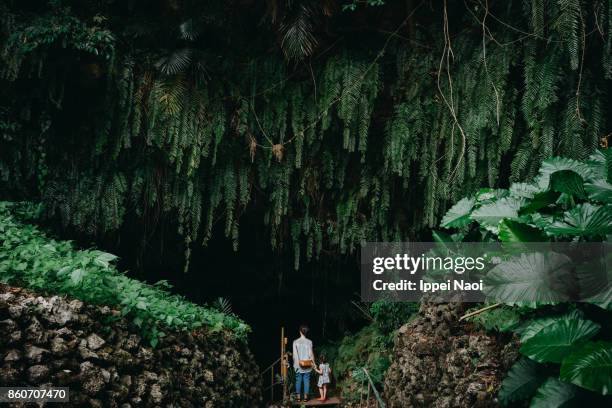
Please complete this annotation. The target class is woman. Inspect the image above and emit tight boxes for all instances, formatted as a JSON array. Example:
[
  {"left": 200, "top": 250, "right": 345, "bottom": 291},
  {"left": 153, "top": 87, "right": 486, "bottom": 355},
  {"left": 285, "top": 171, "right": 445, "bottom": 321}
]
[{"left": 292, "top": 324, "right": 315, "bottom": 402}]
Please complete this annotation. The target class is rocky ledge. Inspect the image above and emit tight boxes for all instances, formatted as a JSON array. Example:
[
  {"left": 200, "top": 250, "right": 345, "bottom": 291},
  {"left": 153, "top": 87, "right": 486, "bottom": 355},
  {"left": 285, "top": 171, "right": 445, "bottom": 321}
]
[
  {"left": 0, "top": 284, "right": 262, "bottom": 407},
  {"left": 384, "top": 302, "right": 518, "bottom": 408}
]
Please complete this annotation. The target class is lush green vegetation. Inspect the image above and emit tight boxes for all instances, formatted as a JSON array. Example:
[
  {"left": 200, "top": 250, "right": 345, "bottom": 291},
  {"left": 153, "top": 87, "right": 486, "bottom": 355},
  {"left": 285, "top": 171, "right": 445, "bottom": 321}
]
[
  {"left": 320, "top": 300, "right": 417, "bottom": 402},
  {"left": 1, "top": 1, "right": 611, "bottom": 404},
  {"left": 1, "top": 1, "right": 610, "bottom": 272},
  {"left": 0, "top": 201, "right": 249, "bottom": 346},
  {"left": 438, "top": 151, "right": 612, "bottom": 405}
]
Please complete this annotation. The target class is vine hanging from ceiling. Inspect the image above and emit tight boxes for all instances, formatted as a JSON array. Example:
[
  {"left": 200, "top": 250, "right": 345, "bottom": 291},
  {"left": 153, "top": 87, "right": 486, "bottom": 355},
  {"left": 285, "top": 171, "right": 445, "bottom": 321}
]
[{"left": 1, "top": 0, "right": 610, "bottom": 271}]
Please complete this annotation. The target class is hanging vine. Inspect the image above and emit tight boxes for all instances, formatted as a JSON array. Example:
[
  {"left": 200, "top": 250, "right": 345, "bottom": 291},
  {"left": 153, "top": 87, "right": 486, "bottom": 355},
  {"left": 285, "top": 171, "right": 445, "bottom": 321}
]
[{"left": 0, "top": 0, "right": 610, "bottom": 270}]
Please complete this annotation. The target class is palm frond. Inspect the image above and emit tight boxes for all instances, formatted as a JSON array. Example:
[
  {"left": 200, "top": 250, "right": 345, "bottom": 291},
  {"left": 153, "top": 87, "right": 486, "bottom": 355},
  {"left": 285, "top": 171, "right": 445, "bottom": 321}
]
[{"left": 156, "top": 48, "right": 192, "bottom": 75}]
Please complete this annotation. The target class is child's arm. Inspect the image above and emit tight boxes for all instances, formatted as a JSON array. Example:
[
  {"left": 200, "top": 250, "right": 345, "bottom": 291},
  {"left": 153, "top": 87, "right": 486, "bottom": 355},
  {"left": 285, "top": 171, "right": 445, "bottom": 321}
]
[{"left": 314, "top": 366, "right": 322, "bottom": 374}]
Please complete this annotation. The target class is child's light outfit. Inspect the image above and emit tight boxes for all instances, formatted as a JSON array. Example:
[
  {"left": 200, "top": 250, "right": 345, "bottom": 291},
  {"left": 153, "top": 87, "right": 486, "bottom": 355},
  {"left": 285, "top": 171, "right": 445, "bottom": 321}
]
[{"left": 317, "top": 363, "right": 331, "bottom": 387}]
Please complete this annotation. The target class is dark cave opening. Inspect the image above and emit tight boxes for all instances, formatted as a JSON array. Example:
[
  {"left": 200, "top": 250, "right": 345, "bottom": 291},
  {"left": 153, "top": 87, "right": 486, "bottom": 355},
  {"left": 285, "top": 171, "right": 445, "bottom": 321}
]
[{"left": 99, "top": 211, "right": 367, "bottom": 369}]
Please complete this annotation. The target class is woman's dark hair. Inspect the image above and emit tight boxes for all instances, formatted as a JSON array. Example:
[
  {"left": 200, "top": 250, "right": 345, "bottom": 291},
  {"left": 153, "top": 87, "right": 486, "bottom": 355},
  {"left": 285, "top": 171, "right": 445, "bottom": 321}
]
[{"left": 299, "top": 324, "right": 309, "bottom": 336}]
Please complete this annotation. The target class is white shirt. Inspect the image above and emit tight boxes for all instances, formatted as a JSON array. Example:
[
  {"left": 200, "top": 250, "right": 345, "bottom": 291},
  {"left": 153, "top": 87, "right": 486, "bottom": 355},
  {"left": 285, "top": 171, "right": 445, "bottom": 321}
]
[{"left": 292, "top": 336, "right": 314, "bottom": 373}]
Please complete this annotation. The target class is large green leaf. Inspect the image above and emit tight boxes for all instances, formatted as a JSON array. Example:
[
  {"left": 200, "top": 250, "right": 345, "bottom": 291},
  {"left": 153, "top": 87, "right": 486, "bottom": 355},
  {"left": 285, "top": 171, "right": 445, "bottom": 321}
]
[
  {"left": 585, "top": 150, "right": 608, "bottom": 181},
  {"left": 516, "top": 313, "right": 579, "bottom": 343},
  {"left": 475, "top": 188, "right": 509, "bottom": 203},
  {"left": 520, "top": 315, "right": 600, "bottom": 363},
  {"left": 545, "top": 204, "right": 612, "bottom": 237},
  {"left": 550, "top": 170, "right": 586, "bottom": 199},
  {"left": 510, "top": 182, "right": 541, "bottom": 199},
  {"left": 440, "top": 197, "right": 475, "bottom": 228},
  {"left": 560, "top": 341, "right": 612, "bottom": 395},
  {"left": 585, "top": 283, "right": 612, "bottom": 310},
  {"left": 576, "top": 252, "right": 612, "bottom": 309},
  {"left": 520, "top": 190, "right": 561, "bottom": 214},
  {"left": 537, "top": 157, "right": 593, "bottom": 190},
  {"left": 585, "top": 179, "right": 612, "bottom": 204},
  {"left": 483, "top": 253, "right": 574, "bottom": 306},
  {"left": 499, "top": 358, "right": 547, "bottom": 406},
  {"left": 529, "top": 378, "right": 580, "bottom": 408},
  {"left": 498, "top": 219, "right": 547, "bottom": 242},
  {"left": 471, "top": 197, "right": 524, "bottom": 227}
]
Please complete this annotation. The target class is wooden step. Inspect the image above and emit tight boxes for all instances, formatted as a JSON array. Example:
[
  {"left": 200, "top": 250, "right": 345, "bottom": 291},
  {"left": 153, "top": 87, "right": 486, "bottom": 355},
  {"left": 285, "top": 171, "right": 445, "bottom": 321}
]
[{"left": 292, "top": 396, "right": 341, "bottom": 406}]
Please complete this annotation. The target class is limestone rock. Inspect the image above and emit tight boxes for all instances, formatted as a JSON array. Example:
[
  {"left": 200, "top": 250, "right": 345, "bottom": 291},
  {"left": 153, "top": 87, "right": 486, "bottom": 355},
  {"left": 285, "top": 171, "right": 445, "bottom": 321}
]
[
  {"left": 4, "top": 349, "right": 21, "bottom": 362},
  {"left": 25, "top": 345, "right": 49, "bottom": 363},
  {"left": 0, "top": 283, "right": 262, "bottom": 407},
  {"left": 87, "top": 333, "right": 106, "bottom": 350},
  {"left": 384, "top": 302, "right": 518, "bottom": 408},
  {"left": 28, "top": 365, "right": 50, "bottom": 382}
]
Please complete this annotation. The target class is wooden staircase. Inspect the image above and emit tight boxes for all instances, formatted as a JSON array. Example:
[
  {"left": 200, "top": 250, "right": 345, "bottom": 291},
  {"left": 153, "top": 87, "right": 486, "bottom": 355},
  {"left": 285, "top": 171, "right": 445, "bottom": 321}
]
[
  {"left": 264, "top": 328, "right": 390, "bottom": 407},
  {"left": 292, "top": 396, "right": 341, "bottom": 406}
]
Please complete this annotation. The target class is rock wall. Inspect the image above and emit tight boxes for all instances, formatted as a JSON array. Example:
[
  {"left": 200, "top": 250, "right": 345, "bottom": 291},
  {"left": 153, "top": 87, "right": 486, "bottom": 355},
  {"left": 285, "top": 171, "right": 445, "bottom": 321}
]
[
  {"left": 0, "top": 284, "right": 262, "bottom": 407},
  {"left": 383, "top": 302, "right": 518, "bottom": 408}
]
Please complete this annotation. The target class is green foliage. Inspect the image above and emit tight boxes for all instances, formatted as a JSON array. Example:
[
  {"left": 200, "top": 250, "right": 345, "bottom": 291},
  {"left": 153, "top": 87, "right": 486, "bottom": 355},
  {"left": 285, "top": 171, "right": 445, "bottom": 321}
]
[
  {"left": 0, "top": 201, "right": 249, "bottom": 346},
  {"left": 529, "top": 378, "right": 580, "bottom": 408},
  {"left": 319, "top": 324, "right": 391, "bottom": 403},
  {"left": 519, "top": 314, "right": 600, "bottom": 363},
  {"left": 498, "top": 358, "right": 547, "bottom": 406},
  {"left": 438, "top": 152, "right": 612, "bottom": 405},
  {"left": 369, "top": 299, "right": 418, "bottom": 335},
  {"left": 319, "top": 300, "right": 415, "bottom": 402},
  {"left": 560, "top": 341, "right": 612, "bottom": 395},
  {"left": 0, "top": 1, "right": 609, "bottom": 271},
  {"left": 467, "top": 305, "right": 522, "bottom": 332}
]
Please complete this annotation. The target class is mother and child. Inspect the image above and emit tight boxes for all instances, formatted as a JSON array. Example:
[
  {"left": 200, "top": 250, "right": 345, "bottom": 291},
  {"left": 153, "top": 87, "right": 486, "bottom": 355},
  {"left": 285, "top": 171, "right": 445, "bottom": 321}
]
[{"left": 292, "top": 324, "right": 332, "bottom": 402}]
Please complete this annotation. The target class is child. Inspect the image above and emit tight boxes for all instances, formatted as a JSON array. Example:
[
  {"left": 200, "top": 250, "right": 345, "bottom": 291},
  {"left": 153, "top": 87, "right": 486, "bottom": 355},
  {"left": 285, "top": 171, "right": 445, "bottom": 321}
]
[{"left": 314, "top": 354, "right": 332, "bottom": 401}]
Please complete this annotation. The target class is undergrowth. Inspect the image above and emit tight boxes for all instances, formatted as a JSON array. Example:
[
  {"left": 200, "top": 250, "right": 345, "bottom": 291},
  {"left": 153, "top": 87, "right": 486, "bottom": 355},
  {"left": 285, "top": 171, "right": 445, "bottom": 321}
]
[
  {"left": 320, "top": 300, "right": 417, "bottom": 402},
  {"left": 0, "top": 201, "right": 249, "bottom": 346}
]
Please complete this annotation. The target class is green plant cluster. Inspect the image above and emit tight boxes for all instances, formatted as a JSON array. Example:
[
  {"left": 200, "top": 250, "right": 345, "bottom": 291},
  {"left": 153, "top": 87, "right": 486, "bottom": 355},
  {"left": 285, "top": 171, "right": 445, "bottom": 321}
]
[
  {"left": 319, "top": 324, "right": 390, "bottom": 403},
  {"left": 369, "top": 299, "right": 418, "bottom": 335},
  {"left": 320, "top": 300, "right": 416, "bottom": 402},
  {"left": 0, "top": 201, "right": 249, "bottom": 346},
  {"left": 1, "top": 1, "right": 609, "bottom": 271},
  {"left": 438, "top": 150, "right": 612, "bottom": 406}
]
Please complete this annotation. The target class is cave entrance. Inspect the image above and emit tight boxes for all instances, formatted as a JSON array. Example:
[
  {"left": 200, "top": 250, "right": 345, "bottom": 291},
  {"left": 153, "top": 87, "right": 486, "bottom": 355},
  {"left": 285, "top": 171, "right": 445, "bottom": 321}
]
[{"left": 112, "top": 211, "right": 367, "bottom": 370}]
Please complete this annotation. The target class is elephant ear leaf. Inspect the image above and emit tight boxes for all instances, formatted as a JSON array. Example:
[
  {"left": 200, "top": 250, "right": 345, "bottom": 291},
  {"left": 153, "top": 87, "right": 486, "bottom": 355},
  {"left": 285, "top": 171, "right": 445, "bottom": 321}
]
[
  {"left": 584, "top": 179, "right": 612, "bottom": 204},
  {"left": 520, "top": 190, "right": 560, "bottom": 214},
  {"left": 585, "top": 150, "right": 608, "bottom": 181},
  {"left": 499, "top": 358, "right": 546, "bottom": 406},
  {"left": 550, "top": 170, "right": 587, "bottom": 199},
  {"left": 470, "top": 197, "right": 524, "bottom": 231},
  {"left": 483, "top": 253, "right": 574, "bottom": 306},
  {"left": 560, "top": 341, "right": 612, "bottom": 395},
  {"left": 529, "top": 378, "right": 580, "bottom": 408},
  {"left": 545, "top": 204, "right": 612, "bottom": 237},
  {"left": 537, "top": 157, "right": 592, "bottom": 190},
  {"left": 510, "top": 182, "right": 540, "bottom": 199},
  {"left": 520, "top": 315, "right": 600, "bottom": 363},
  {"left": 498, "top": 219, "right": 547, "bottom": 242},
  {"left": 440, "top": 197, "right": 474, "bottom": 228}
]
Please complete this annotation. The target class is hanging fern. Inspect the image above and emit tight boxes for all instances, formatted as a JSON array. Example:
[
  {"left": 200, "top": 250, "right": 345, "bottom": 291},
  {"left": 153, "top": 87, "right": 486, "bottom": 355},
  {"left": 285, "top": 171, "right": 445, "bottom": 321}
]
[{"left": 0, "top": 0, "right": 609, "bottom": 271}]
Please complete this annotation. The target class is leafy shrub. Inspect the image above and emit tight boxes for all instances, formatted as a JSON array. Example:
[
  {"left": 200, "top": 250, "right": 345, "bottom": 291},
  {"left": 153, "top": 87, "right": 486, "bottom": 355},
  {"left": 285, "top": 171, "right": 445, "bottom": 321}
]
[
  {"left": 466, "top": 305, "right": 523, "bottom": 332},
  {"left": 370, "top": 299, "right": 418, "bottom": 335},
  {"left": 0, "top": 201, "right": 249, "bottom": 346},
  {"left": 319, "top": 324, "right": 391, "bottom": 402},
  {"left": 438, "top": 151, "right": 612, "bottom": 405}
]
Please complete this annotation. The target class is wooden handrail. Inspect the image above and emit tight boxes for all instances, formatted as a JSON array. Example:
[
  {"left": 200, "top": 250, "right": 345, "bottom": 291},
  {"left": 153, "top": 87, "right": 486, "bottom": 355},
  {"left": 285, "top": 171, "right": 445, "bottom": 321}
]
[
  {"left": 360, "top": 368, "right": 386, "bottom": 408},
  {"left": 260, "top": 356, "right": 282, "bottom": 376}
]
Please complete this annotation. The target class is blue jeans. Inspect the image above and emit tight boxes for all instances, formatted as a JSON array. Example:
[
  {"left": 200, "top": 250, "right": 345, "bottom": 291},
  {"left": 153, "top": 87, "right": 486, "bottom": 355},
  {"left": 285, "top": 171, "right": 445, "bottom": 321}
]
[{"left": 295, "top": 371, "right": 311, "bottom": 396}]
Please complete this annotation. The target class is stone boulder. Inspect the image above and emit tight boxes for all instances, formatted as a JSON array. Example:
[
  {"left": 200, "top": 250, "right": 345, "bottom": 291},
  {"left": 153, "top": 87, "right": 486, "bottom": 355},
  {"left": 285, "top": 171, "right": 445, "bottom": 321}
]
[{"left": 0, "top": 284, "right": 262, "bottom": 407}]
